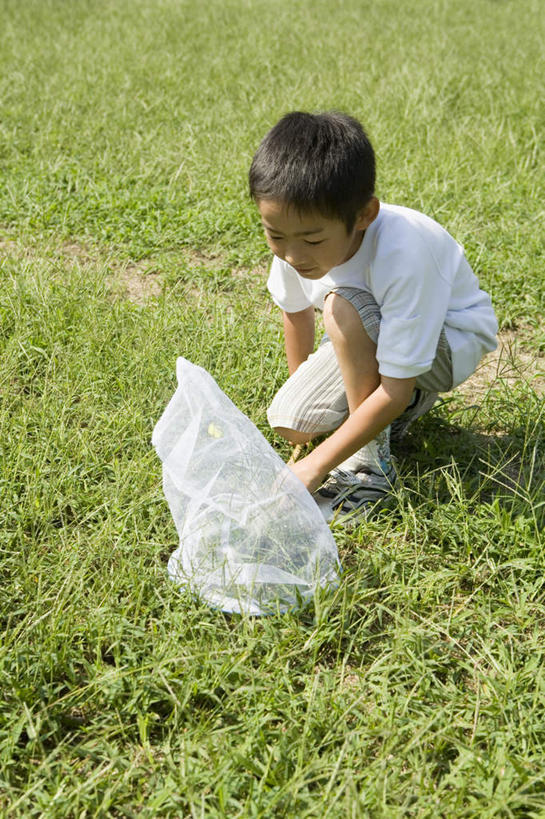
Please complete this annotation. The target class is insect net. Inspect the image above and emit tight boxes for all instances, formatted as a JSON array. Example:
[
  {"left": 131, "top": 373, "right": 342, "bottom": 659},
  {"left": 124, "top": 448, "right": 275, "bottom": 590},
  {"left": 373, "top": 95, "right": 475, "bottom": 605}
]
[{"left": 152, "top": 358, "right": 340, "bottom": 615}]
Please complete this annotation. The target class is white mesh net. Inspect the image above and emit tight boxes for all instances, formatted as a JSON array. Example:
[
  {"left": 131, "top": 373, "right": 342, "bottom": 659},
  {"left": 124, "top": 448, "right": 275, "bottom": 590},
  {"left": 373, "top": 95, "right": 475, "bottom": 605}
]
[{"left": 152, "top": 358, "right": 340, "bottom": 615}]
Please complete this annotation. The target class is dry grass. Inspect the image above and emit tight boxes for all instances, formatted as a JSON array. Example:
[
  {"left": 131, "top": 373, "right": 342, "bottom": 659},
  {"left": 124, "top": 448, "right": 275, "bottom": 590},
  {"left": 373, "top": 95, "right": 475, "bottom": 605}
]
[{"left": 458, "top": 328, "right": 545, "bottom": 399}]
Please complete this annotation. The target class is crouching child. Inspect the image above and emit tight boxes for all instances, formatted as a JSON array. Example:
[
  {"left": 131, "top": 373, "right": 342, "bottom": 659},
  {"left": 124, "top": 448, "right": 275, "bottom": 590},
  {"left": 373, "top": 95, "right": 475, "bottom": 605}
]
[{"left": 249, "top": 111, "right": 498, "bottom": 525}]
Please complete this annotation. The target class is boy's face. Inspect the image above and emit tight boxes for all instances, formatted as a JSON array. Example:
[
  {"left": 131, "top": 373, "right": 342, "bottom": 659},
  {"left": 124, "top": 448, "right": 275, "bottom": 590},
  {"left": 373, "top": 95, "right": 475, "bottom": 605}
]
[{"left": 258, "top": 198, "right": 378, "bottom": 279}]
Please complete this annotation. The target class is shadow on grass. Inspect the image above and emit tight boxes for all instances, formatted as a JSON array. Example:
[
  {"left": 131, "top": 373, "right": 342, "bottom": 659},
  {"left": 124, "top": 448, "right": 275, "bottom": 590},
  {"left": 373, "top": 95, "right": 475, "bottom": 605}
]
[{"left": 393, "top": 411, "right": 544, "bottom": 511}]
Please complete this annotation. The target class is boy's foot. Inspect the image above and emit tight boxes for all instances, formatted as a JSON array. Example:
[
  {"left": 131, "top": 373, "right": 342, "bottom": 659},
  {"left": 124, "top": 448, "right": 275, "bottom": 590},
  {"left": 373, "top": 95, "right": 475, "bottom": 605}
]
[
  {"left": 313, "top": 464, "right": 397, "bottom": 527},
  {"left": 390, "top": 389, "right": 438, "bottom": 443}
]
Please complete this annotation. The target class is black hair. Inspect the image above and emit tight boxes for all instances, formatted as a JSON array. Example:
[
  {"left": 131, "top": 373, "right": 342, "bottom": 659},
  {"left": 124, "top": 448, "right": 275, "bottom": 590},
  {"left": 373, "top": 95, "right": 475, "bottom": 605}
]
[{"left": 249, "top": 111, "right": 375, "bottom": 232}]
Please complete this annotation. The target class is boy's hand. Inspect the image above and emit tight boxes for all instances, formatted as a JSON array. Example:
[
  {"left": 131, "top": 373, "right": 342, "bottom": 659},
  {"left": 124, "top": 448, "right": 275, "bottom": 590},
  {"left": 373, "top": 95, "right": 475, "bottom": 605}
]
[{"left": 287, "top": 456, "right": 325, "bottom": 494}]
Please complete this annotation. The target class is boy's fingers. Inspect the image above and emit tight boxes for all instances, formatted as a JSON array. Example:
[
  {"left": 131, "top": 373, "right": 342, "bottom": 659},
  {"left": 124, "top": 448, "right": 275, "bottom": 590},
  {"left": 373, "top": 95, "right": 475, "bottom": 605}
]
[{"left": 287, "top": 444, "right": 303, "bottom": 464}]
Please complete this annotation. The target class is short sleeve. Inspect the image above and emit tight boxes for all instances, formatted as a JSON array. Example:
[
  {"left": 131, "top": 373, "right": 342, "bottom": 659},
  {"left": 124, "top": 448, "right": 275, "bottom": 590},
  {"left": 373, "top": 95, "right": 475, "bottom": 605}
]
[
  {"left": 267, "top": 256, "right": 312, "bottom": 313},
  {"left": 374, "top": 238, "right": 452, "bottom": 379}
]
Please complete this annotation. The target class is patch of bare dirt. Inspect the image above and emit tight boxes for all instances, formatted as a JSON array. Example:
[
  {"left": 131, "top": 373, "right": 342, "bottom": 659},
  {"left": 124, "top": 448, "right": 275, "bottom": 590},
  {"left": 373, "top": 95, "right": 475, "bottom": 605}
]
[
  {"left": 457, "top": 329, "right": 544, "bottom": 398},
  {"left": 55, "top": 240, "right": 261, "bottom": 303},
  {"left": 0, "top": 234, "right": 101, "bottom": 268},
  {"left": 0, "top": 236, "right": 33, "bottom": 262},
  {"left": 61, "top": 240, "right": 95, "bottom": 265},
  {"left": 61, "top": 240, "right": 165, "bottom": 304},
  {"left": 114, "top": 262, "right": 162, "bottom": 304},
  {"left": 181, "top": 247, "right": 224, "bottom": 267},
  {"left": 0, "top": 234, "right": 162, "bottom": 304},
  {"left": 57, "top": 240, "right": 163, "bottom": 303}
]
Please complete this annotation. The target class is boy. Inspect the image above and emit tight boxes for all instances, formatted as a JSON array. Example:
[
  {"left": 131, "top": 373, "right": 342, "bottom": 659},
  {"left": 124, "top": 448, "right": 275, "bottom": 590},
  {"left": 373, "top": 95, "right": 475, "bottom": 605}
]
[{"left": 249, "top": 111, "right": 498, "bottom": 524}]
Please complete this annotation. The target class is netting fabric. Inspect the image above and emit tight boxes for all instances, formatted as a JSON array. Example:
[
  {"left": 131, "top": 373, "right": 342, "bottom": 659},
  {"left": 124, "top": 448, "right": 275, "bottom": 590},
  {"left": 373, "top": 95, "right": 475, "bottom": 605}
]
[{"left": 152, "top": 358, "right": 340, "bottom": 615}]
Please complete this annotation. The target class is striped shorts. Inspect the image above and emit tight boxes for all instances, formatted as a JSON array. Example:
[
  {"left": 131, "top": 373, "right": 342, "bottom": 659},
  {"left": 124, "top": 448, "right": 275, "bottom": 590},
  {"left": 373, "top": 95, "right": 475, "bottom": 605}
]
[{"left": 267, "top": 287, "right": 453, "bottom": 436}]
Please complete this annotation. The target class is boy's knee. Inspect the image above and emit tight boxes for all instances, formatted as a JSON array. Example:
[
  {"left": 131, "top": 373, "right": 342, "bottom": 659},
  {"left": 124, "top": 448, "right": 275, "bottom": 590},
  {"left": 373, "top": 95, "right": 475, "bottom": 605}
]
[
  {"left": 323, "top": 292, "right": 364, "bottom": 341},
  {"left": 273, "top": 427, "right": 314, "bottom": 445}
]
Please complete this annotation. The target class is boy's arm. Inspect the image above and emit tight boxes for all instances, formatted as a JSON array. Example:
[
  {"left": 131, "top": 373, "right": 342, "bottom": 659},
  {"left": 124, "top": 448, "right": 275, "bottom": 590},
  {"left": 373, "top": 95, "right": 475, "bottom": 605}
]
[
  {"left": 283, "top": 307, "right": 315, "bottom": 375},
  {"left": 290, "top": 375, "right": 415, "bottom": 492}
]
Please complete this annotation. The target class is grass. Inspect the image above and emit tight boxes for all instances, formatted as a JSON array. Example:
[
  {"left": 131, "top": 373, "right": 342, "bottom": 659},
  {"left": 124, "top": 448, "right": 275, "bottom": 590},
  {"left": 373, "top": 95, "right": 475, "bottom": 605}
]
[{"left": 1, "top": 0, "right": 545, "bottom": 815}]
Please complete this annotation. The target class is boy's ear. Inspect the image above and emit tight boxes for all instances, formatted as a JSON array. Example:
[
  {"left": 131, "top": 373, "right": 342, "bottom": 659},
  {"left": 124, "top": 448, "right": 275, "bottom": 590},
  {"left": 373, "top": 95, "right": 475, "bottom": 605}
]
[{"left": 354, "top": 197, "right": 380, "bottom": 231}]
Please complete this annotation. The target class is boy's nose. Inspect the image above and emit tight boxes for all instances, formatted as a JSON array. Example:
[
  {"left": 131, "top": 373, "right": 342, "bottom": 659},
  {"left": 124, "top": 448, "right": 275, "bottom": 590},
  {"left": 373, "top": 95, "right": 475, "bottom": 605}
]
[{"left": 285, "top": 249, "right": 305, "bottom": 267}]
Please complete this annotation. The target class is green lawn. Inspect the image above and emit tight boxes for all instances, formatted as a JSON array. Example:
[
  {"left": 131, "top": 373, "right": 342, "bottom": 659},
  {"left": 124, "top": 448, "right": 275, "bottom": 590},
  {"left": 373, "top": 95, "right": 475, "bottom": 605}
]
[{"left": 1, "top": 0, "right": 544, "bottom": 815}]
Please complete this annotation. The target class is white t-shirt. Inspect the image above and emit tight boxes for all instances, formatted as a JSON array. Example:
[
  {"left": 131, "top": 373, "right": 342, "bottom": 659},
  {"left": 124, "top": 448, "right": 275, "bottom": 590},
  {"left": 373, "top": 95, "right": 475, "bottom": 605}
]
[{"left": 267, "top": 202, "right": 498, "bottom": 388}]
